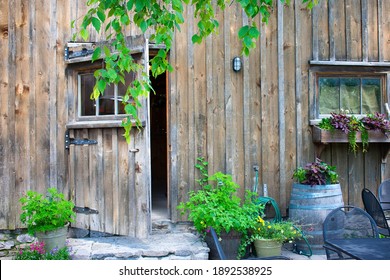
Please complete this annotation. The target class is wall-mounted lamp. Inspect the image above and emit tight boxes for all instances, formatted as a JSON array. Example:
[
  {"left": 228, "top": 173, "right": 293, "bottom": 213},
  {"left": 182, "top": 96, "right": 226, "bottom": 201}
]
[{"left": 232, "top": 56, "right": 242, "bottom": 72}]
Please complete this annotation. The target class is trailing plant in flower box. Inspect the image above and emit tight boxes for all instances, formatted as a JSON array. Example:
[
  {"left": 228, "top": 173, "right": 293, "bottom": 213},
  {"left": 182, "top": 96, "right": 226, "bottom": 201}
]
[{"left": 318, "top": 112, "right": 390, "bottom": 153}]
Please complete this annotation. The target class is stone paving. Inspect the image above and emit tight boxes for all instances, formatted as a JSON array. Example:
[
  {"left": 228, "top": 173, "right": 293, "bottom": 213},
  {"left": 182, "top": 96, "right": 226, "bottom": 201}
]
[
  {"left": 66, "top": 235, "right": 326, "bottom": 260},
  {"left": 0, "top": 223, "right": 327, "bottom": 260},
  {"left": 68, "top": 233, "right": 210, "bottom": 260}
]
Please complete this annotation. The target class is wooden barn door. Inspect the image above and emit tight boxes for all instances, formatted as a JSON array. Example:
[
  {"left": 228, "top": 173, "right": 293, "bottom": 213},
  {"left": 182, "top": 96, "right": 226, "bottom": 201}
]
[{"left": 66, "top": 38, "right": 151, "bottom": 238}]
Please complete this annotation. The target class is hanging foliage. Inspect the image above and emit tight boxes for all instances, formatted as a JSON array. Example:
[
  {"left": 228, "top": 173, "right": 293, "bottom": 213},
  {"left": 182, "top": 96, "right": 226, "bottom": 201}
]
[{"left": 73, "top": 0, "right": 318, "bottom": 142}]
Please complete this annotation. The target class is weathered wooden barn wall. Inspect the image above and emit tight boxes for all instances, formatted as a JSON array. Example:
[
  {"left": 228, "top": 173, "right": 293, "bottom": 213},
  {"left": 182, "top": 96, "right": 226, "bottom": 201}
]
[
  {"left": 309, "top": 0, "right": 390, "bottom": 208},
  {"left": 0, "top": 0, "right": 71, "bottom": 230},
  {"left": 0, "top": 0, "right": 151, "bottom": 236},
  {"left": 170, "top": 0, "right": 390, "bottom": 221},
  {"left": 1, "top": 0, "right": 389, "bottom": 233}
]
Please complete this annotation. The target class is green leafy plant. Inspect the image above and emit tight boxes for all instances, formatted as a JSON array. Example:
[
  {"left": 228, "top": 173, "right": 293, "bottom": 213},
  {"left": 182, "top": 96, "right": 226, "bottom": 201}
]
[
  {"left": 20, "top": 188, "right": 76, "bottom": 235},
  {"left": 292, "top": 158, "right": 339, "bottom": 186},
  {"left": 15, "top": 241, "right": 74, "bottom": 260},
  {"left": 177, "top": 158, "right": 264, "bottom": 237},
  {"left": 238, "top": 216, "right": 302, "bottom": 258},
  {"left": 249, "top": 217, "right": 301, "bottom": 243}
]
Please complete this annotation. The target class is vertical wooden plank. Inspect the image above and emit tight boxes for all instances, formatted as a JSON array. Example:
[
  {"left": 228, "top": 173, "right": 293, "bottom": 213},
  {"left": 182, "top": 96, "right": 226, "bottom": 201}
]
[
  {"left": 112, "top": 128, "right": 119, "bottom": 233},
  {"left": 377, "top": 0, "right": 383, "bottom": 62},
  {"left": 377, "top": 0, "right": 390, "bottom": 62},
  {"left": 173, "top": 4, "right": 189, "bottom": 220},
  {"left": 134, "top": 126, "right": 151, "bottom": 238},
  {"left": 12, "top": 0, "right": 31, "bottom": 228},
  {"left": 118, "top": 129, "right": 130, "bottom": 235},
  {"left": 311, "top": 3, "right": 319, "bottom": 61},
  {"left": 347, "top": 151, "right": 365, "bottom": 208},
  {"left": 35, "top": 0, "right": 51, "bottom": 192},
  {"left": 345, "top": 0, "right": 362, "bottom": 61},
  {"left": 0, "top": 0, "right": 11, "bottom": 229},
  {"left": 208, "top": 4, "right": 226, "bottom": 175},
  {"left": 277, "top": 1, "right": 286, "bottom": 209},
  {"left": 88, "top": 129, "right": 99, "bottom": 233},
  {"left": 281, "top": 1, "right": 296, "bottom": 213},
  {"left": 246, "top": 13, "right": 262, "bottom": 193},
  {"left": 79, "top": 129, "right": 90, "bottom": 231},
  {"left": 331, "top": 0, "right": 346, "bottom": 60},
  {"left": 186, "top": 4, "right": 196, "bottom": 207},
  {"left": 48, "top": 0, "right": 58, "bottom": 187},
  {"left": 242, "top": 11, "right": 250, "bottom": 192},
  {"left": 328, "top": 0, "right": 335, "bottom": 60},
  {"left": 380, "top": 0, "right": 390, "bottom": 61},
  {"left": 295, "top": 0, "right": 303, "bottom": 168},
  {"left": 175, "top": 5, "right": 190, "bottom": 211},
  {"left": 6, "top": 0, "right": 16, "bottom": 229},
  {"left": 169, "top": 20, "right": 179, "bottom": 222},
  {"left": 103, "top": 128, "right": 114, "bottom": 233},
  {"left": 367, "top": 0, "right": 379, "bottom": 61},
  {"left": 28, "top": 0, "right": 37, "bottom": 195},
  {"left": 224, "top": 6, "right": 233, "bottom": 176},
  {"left": 296, "top": 0, "right": 314, "bottom": 167},
  {"left": 55, "top": 0, "right": 70, "bottom": 193},
  {"left": 127, "top": 129, "right": 137, "bottom": 236},
  {"left": 260, "top": 1, "right": 280, "bottom": 201},
  {"left": 361, "top": 0, "right": 369, "bottom": 61},
  {"left": 317, "top": 0, "right": 330, "bottom": 61},
  {"left": 95, "top": 129, "right": 105, "bottom": 233},
  {"left": 227, "top": 4, "right": 245, "bottom": 190},
  {"left": 365, "top": 146, "right": 382, "bottom": 195},
  {"left": 193, "top": 11, "right": 207, "bottom": 181}
]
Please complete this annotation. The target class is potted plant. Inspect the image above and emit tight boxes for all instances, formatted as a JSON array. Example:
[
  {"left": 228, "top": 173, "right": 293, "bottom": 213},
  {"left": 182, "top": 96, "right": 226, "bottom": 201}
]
[
  {"left": 243, "top": 216, "right": 302, "bottom": 258},
  {"left": 177, "top": 158, "right": 264, "bottom": 260},
  {"left": 20, "top": 187, "right": 76, "bottom": 252},
  {"left": 289, "top": 158, "right": 344, "bottom": 254},
  {"left": 316, "top": 112, "right": 390, "bottom": 153}
]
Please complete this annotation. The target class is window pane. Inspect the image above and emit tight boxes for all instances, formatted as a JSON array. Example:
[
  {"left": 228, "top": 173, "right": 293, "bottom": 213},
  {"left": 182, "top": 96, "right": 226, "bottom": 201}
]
[
  {"left": 340, "top": 78, "right": 360, "bottom": 114},
  {"left": 80, "top": 73, "right": 96, "bottom": 116},
  {"left": 362, "top": 79, "right": 381, "bottom": 114},
  {"left": 319, "top": 78, "right": 340, "bottom": 114},
  {"left": 99, "top": 84, "right": 115, "bottom": 115}
]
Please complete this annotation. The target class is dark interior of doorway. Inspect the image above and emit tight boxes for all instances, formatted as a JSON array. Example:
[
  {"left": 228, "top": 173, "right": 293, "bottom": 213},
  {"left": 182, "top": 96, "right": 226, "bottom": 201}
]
[{"left": 150, "top": 72, "right": 168, "bottom": 221}]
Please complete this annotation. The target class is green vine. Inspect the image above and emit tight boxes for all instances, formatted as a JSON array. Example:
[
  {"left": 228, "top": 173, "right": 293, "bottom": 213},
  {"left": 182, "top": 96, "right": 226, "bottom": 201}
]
[{"left": 74, "top": 0, "right": 318, "bottom": 142}]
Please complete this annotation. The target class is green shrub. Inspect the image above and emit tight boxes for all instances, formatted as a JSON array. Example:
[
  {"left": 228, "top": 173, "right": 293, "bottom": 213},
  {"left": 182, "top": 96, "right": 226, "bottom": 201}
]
[{"left": 20, "top": 188, "right": 76, "bottom": 235}]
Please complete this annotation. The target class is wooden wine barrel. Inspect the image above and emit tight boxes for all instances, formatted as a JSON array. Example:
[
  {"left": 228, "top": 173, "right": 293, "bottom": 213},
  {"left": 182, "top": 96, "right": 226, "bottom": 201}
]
[{"left": 289, "top": 183, "right": 344, "bottom": 255}]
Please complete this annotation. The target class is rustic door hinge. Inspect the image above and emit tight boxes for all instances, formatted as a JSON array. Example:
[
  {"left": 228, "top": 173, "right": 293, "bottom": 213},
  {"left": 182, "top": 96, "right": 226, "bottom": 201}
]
[{"left": 65, "top": 130, "right": 98, "bottom": 149}]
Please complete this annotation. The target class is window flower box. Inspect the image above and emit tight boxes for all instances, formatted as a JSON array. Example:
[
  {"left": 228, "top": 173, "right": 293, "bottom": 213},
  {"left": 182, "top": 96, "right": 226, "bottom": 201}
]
[
  {"left": 311, "top": 126, "right": 390, "bottom": 159},
  {"left": 312, "top": 126, "right": 390, "bottom": 144}
]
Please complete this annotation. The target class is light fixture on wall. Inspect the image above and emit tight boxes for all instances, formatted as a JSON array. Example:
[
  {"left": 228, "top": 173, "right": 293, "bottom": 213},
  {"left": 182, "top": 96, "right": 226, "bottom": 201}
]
[{"left": 232, "top": 56, "right": 242, "bottom": 72}]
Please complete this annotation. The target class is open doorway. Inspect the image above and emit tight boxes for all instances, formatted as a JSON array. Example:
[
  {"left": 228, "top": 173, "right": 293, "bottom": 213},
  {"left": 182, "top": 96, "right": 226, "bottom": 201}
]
[{"left": 150, "top": 71, "right": 168, "bottom": 221}]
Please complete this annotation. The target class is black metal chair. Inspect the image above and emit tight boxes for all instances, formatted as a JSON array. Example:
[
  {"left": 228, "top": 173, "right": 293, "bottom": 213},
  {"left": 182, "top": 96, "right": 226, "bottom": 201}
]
[
  {"left": 378, "top": 179, "right": 390, "bottom": 217},
  {"left": 322, "top": 206, "right": 379, "bottom": 260},
  {"left": 209, "top": 227, "right": 290, "bottom": 260},
  {"left": 361, "top": 188, "right": 390, "bottom": 237}
]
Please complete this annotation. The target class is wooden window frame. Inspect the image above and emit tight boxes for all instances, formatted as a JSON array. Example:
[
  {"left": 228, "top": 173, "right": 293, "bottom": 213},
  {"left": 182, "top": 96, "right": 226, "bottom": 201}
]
[{"left": 309, "top": 66, "right": 390, "bottom": 125}]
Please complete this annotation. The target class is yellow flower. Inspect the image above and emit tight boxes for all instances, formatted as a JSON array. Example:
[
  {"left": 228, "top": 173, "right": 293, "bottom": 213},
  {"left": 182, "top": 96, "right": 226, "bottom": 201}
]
[{"left": 268, "top": 225, "right": 271, "bottom": 229}]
